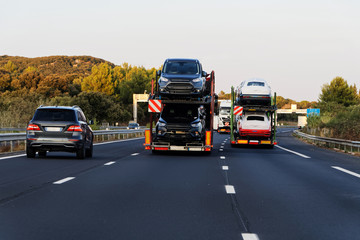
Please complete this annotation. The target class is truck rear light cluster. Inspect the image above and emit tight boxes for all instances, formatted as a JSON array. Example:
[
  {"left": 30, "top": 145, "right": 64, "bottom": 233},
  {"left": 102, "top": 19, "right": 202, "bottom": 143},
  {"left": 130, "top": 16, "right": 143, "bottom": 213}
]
[
  {"left": 67, "top": 125, "right": 82, "bottom": 132},
  {"left": 27, "top": 124, "right": 40, "bottom": 131}
]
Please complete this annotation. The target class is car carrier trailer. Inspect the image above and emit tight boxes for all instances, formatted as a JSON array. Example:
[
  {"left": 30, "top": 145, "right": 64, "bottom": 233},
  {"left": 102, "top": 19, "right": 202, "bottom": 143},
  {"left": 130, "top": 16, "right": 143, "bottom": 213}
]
[
  {"left": 230, "top": 86, "right": 278, "bottom": 147},
  {"left": 144, "top": 70, "right": 217, "bottom": 152}
]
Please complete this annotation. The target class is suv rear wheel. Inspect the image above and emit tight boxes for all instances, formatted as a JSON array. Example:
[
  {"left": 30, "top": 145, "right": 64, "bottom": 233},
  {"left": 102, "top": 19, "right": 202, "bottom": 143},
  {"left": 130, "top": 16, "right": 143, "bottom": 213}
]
[
  {"left": 26, "top": 146, "right": 36, "bottom": 158},
  {"left": 76, "top": 146, "right": 86, "bottom": 159},
  {"left": 38, "top": 151, "right": 47, "bottom": 158},
  {"left": 85, "top": 142, "right": 93, "bottom": 158}
]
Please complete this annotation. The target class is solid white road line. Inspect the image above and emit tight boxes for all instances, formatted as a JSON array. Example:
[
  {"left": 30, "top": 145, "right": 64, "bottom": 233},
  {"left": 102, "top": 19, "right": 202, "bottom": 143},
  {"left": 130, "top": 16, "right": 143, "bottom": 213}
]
[
  {"left": 225, "top": 185, "right": 236, "bottom": 194},
  {"left": 0, "top": 137, "right": 144, "bottom": 161},
  {"left": 332, "top": 166, "right": 360, "bottom": 179},
  {"left": 242, "top": 233, "right": 260, "bottom": 240},
  {"left": 104, "top": 161, "right": 115, "bottom": 166},
  {"left": 222, "top": 166, "right": 229, "bottom": 170},
  {"left": 275, "top": 145, "right": 311, "bottom": 159},
  {"left": 94, "top": 137, "right": 144, "bottom": 146},
  {"left": 0, "top": 154, "right": 26, "bottom": 161},
  {"left": 220, "top": 156, "right": 226, "bottom": 159},
  {"left": 131, "top": 153, "right": 140, "bottom": 156},
  {"left": 53, "top": 177, "right": 75, "bottom": 184}
]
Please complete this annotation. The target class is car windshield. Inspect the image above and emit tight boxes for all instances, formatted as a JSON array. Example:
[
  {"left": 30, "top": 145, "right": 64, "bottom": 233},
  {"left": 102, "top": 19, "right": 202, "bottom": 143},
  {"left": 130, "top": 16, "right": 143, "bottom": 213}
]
[
  {"left": 247, "top": 82, "right": 265, "bottom": 87},
  {"left": 220, "top": 107, "right": 231, "bottom": 115},
  {"left": 247, "top": 116, "right": 265, "bottom": 121},
  {"left": 163, "top": 61, "right": 200, "bottom": 75},
  {"left": 33, "top": 109, "right": 76, "bottom": 121},
  {"left": 161, "top": 104, "right": 199, "bottom": 122}
]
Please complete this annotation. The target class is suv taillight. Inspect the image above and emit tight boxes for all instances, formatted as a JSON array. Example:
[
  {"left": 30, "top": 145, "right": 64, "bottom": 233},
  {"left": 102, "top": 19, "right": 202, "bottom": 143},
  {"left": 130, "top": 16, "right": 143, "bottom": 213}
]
[
  {"left": 27, "top": 124, "right": 40, "bottom": 131},
  {"left": 67, "top": 125, "right": 82, "bottom": 132}
]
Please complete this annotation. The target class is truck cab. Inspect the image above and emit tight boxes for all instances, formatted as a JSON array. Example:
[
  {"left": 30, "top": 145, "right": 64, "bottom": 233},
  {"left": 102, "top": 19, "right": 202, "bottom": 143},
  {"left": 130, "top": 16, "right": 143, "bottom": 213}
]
[{"left": 218, "top": 100, "right": 231, "bottom": 133}]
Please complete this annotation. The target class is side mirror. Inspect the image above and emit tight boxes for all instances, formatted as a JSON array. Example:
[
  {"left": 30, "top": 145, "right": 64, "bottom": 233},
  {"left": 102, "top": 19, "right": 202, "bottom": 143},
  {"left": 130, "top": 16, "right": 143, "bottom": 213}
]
[
  {"left": 202, "top": 71, "right": 207, "bottom": 77},
  {"left": 157, "top": 70, "right": 162, "bottom": 76},
  {"left": 88, "top": 120, "right": 94, "bottom": 125}
]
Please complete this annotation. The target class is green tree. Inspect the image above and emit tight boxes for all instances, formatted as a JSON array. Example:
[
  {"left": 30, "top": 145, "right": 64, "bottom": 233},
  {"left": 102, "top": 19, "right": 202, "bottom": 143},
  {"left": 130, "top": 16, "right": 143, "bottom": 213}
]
[
  {"left": 81, "top": 63, "right": 118, "bottom": 96},
  {"left": 319, "top": 76, "right": 359, "bottom": 107}
]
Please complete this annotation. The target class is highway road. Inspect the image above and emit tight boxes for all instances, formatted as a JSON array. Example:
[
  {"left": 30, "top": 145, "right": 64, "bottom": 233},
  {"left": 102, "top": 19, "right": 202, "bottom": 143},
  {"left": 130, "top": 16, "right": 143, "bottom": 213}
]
[{"left": 1, "top": 129, "right": 360, "bottom": 240}]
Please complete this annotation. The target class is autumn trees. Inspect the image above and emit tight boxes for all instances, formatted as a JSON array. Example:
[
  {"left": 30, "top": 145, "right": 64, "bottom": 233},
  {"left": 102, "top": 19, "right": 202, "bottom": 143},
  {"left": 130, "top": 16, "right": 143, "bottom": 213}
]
[{"left": 0, "top": 56, "right": 157, "bottom": 127}]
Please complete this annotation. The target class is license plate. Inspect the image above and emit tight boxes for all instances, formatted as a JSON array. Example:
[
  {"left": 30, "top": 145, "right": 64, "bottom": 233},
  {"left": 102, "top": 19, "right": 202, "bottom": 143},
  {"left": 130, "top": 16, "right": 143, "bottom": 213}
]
[
  {"left": 45, "top": 127, "right": 62, "bottom": 132},
  {"left": 221, "top": 129, "right": 226, "bottom": 132},
  {"left": 176, "top": 131, "right": 186, "bottom": 134}
]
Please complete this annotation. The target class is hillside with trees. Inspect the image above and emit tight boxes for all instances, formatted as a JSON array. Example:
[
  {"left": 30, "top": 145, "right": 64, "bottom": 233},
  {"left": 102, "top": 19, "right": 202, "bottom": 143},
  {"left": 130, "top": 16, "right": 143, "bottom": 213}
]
[{"left": 0, "top": 55, "right": 157, "bottom": 127}]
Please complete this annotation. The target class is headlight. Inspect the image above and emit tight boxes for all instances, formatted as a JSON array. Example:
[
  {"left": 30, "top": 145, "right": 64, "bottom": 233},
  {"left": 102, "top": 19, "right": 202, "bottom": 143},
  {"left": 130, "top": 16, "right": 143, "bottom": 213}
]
[
  {"left": 192, "top": 78, "right": 202, "bottom": 83},
  {"left": 158, "top": 122, "right": 167, "bottom": 127},
  {"left": 191, "top": 122, "right": 201, "bottom": 128},
  {"left": 159, "top": 77, "right": 168, "bottom": 83}
]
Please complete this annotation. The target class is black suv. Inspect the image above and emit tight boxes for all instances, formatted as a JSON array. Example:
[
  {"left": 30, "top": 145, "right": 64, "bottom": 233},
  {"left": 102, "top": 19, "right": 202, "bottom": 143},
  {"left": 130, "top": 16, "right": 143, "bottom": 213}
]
[
  {"left": 157, "top": 58, "right": 209, "bottom": 97},
  {"left": 26, "top": 106, "right": 94, "bottom": 159}
]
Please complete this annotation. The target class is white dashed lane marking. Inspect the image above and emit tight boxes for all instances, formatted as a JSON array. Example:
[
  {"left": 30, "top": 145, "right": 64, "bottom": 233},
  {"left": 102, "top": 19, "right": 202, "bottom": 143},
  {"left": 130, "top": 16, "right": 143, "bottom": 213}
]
[
  {"left": 131, "top": 153, "right": 140, "bottom": 156},
  {"left": 104, "top": 161, "right": 115, "bottom": 166},
  {"left": 242, "top": 233, "right": 260, "bottom": 240},
  {"left": 275, "top": 145, "right": 311, "bottom": 159},
  {"left": 332, "top": 166, "right": 360, "bottom": 179},
  {"left": 220, "top": 156, "right": 226, "bottom": 159},
  {"left": 225, "top": 185, "right": 236, "bottom": 194},
  {"left": 53, "top": 177, "right": 75, "bottom": 185},
  {"left": 222, "top": 166, "right": 229, "bottom": 170}
]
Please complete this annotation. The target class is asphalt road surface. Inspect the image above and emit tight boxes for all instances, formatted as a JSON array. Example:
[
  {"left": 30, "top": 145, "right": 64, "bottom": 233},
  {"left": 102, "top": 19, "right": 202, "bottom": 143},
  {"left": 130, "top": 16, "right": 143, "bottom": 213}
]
[{"left": 1, "top": 129, "right": 360, "bottom": 240}]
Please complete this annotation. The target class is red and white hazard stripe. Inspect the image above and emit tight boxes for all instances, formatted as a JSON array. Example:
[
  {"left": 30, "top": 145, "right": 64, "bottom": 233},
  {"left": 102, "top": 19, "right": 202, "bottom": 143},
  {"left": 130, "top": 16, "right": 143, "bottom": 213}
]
[
  {"left": 234, "top": 106, "right": 243, "bottom": 116},
  {"left": 148, "top": 100, "right": 162, "bottom": 113}
]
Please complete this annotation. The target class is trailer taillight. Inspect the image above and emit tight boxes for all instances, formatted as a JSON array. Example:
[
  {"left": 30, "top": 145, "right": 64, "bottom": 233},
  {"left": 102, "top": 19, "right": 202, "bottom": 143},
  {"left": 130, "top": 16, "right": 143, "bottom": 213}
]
[
  {"left": 67, "top": 125, "right": 82, "bottom": 132},
  {"left": 154, "top": 147, "right": 168, "bottom": 151},
  {"left": 205, "top": 131, "right": 211, "bottom": 146}
]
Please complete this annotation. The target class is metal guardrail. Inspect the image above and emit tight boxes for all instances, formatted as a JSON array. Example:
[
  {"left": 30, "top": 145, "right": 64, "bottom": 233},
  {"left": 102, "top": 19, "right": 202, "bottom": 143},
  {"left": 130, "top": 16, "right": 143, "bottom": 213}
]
[
  {"left": 294, "top": 130, "right": 360, "bottom": 153},
  {"left": 0, "top": 130, "right": 145, "bottom": 153}
]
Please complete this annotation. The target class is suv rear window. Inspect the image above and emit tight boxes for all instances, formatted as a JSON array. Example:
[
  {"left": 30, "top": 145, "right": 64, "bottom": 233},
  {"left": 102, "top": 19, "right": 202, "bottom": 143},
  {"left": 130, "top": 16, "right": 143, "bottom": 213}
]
[
  {"left": 247, "top": 116, "right": 264, "bottom": 121},
  {"left": 247, "top": 82, "right": 265, "bottom": 87},
  {"left": 33, "top": 109, "right": 76, "bottom": 121}
]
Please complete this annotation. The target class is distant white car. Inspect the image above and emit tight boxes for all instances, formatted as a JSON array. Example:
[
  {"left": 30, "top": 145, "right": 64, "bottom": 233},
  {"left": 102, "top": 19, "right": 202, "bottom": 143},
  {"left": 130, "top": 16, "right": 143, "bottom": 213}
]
[
  {"left": 237, "top": 78, "right": 271, "bottom": 106},
  {"left": 237, "top": 112, "right": 271, "bottom": 138}
]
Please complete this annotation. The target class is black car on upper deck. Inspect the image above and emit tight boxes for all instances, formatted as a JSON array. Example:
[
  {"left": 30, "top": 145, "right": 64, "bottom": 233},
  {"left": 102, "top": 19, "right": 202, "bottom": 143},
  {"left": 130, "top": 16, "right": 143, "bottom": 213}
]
[{"left": 157, "top": 58, "right": 209, "bottom": 97}]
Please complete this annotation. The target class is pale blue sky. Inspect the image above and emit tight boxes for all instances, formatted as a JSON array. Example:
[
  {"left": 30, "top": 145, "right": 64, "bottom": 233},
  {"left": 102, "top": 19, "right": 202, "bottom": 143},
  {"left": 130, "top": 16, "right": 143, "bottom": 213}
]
[{"left": 1, "top": 0, "right": 359, "bottom": 101}]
